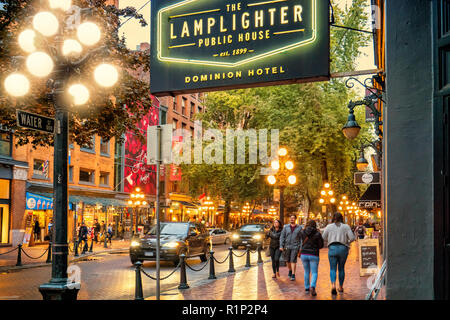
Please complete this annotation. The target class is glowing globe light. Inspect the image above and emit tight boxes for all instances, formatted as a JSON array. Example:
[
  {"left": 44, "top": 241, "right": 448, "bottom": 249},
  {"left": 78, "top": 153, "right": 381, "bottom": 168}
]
[
  {"left": 62, "top": 39, "right": 82, "bottom": 56},
  {"left": 288, "top": 175, "right": 297, "bottom": 185},
  {"left": 68, "top": 84, "right": 90, "bottom": 105},
  {"left": 328, "top": 190, "right": 333, "bottom": 196},
  {"left": 319, "top": 199, "right": 325, "bottom": 204},
  {"left": 18, "top": 29, "right": 36, "bottom": 53},
  {"left": 26, "top": 52, "right": 54, "bottom": 77},
  {"left": 33, "top": 12, "right": 59, "bottom": 37},
  {"left": 77, "top": 22, "right": 101, "bottom": 46},
  {"left": 278, "top": 148, "right": 287, "bottom": 157},
  {"left": 49, "top": 0, "right": 72, "bottom": 11},
  {"left": 128, "top": 200, "right": 133, "bottom": 205},
  {"left": 267, "top": 175, "right": 276, "bottom": 185},
  {"left": 270, "top": 160, "right": 280, "bottom": 170},
  {"left": 136, "top": 187, "right": 141, "bottom": 192},
  {"left": 94, "top": 64, "right": 118, "bottom": 87},
  {"left": 324, "top": 182, "right": 330, "bottom": 188},
  {"left": 4, "top": 73, "right": 30, "bottom": 97},
  {"left": 285, "top": 161, "right": 294, "bottom": 170},
  {"left": 321, "top": 190, "right": 326, "bottom": 196},
  {"left": 330, "top": 198, "right": 336, "bottom": 204}
]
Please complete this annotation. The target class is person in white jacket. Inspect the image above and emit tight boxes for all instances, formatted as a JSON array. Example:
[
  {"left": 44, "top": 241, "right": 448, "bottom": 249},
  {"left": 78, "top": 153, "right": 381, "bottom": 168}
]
[{"left": 322, "top": 212, "right": 356, "bottom": 295}]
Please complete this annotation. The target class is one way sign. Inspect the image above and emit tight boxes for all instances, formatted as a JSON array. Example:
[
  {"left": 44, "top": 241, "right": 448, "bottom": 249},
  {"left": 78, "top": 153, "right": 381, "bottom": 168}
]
[{"left": 16, "top": 110, "right": 55, "bottom": 134}]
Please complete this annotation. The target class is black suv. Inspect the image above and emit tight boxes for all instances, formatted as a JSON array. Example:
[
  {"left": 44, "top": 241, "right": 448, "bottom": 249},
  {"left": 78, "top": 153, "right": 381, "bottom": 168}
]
[
  {"left": 129, "top": 222, "right": 210, "bottom": 266},
  {"left": 231, "top": 224, "right": 267, "bottom": 249}
]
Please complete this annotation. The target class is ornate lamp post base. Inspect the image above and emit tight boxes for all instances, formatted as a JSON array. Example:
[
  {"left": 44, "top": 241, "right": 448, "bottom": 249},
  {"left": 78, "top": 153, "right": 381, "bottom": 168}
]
[{"left": 39, "top": 281, "right": 80, "bottom": 300}]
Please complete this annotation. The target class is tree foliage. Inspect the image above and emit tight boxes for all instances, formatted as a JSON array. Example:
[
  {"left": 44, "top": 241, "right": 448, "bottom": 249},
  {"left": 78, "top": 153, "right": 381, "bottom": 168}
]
[{"left": 0, "top": 0, "right": 151, "bottom": 147}]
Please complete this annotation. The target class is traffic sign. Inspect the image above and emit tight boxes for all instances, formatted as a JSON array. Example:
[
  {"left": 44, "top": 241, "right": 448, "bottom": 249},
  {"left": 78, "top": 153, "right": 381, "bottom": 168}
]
[
  {"left": 354, "top": 172, "right": 381, "bottom": 185},
  {"left": 16, "top": 110, "right": 55, "bottom": 134}
]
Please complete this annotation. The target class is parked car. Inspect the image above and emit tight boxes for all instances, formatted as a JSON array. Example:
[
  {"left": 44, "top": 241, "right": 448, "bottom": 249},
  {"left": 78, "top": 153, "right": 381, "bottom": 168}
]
[
  {"left": 129, "top": 222, "right": 210, "bottom": 266},
  {"left": 231, "top": 224, "right": 267, "bottom": 249},
  {"left": 208, "top": 228, "right": 231, "bottom": 245}
]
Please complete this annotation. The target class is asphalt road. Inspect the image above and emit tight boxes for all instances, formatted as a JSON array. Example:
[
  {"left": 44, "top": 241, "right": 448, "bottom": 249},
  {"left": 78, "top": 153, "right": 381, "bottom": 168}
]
[{"left": 0, "top": 244, "right": 267, "bottom": 300}]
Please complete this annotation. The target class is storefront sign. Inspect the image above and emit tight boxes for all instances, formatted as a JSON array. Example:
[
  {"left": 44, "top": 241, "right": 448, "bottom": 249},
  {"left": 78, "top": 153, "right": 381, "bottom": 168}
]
[
  {"left": 354, "top": 172, "right": 381, "bottom": 185},
  {"left": 150, "top": 0, "right": 330, "bottom": 95},
  {"left": 26, "top": 192, "right": 53, "bottom": 210},
  {"left": 16, "top": 110, "right": 55, "bottom": 134}
]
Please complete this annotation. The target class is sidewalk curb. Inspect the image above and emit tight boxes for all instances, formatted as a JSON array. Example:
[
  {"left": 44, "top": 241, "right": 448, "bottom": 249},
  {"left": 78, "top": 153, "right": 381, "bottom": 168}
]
[
  {"left": 144, "top": 257, "right": 272, "bottom": 300},
  {"left": 0, "top": 248, "right": 129, "bottom": 272}
]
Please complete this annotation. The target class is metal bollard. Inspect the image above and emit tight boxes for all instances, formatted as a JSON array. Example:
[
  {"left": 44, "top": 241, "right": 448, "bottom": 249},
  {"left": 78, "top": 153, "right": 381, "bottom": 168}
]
[
  {"left": 16, "top": 244, "right": 22, "bottom": 266},
  {"left": 178, "top": 254, "right": 190, "bottom": 289},
  {"left": 257, "top": 243, "right": 263, "bottom": 264},
  {"left": 208, "top": 250, "right": 216, "bottom": 279},
  {"left": 89, "top": 238, "right": 94, "bottom": 252},
  {"left": 46, "top": 242, "right": 52, "bottom": 263},
  {"left": 134, "top": 261, "right": 144, "bottom": 300},
  {"left": 245, "top": 244, "right": 251, "bottom": 268},
  {"left": 74, "top": 240, "right": 79, "bottom": 257},
  {"left": 228, "top": 247, "right": 235, "bottom": 273}
]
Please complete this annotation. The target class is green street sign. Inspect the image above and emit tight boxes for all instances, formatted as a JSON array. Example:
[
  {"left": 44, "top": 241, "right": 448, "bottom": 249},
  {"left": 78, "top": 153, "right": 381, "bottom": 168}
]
[
  {"left": 150, "top": 0, "right": 330, "bottom": 95},
  {"left": 16, "top": 110, "right": 55, "bottom": 134}
]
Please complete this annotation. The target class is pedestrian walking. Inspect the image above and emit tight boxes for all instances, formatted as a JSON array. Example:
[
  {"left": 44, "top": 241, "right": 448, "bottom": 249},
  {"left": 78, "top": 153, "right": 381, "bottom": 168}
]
[
  {"left": 279, "top": 214, "right": 303, "bottom": 281},
  {"left": 355, "top": 219, "right": 366, "bottom": 240},
  {"left": 266, "top": 219, "right": 283, "bottom": 279},
  {"left": 94, "top": 219, "right": 100, "bottom": 243},
  {"left": 78, "top": 221, "right": 89, "bottom": 254},
  {"left": 107, "top": 223, "right": 113, "bottom": 244},
  {"left": 300, "top": 220, "right": 324, "bottom": 296},
  {"left": 118, "top": 222, "right": 124, "bottom": 240},
  {"left": 33, "top": 219, "right": 41, "bottom": 242},
  {"left": 47, "top": 219, "right": 53, "bottom": 242},
  {"left": 322, "top": 212, "right": 356, "bottom": 295}
]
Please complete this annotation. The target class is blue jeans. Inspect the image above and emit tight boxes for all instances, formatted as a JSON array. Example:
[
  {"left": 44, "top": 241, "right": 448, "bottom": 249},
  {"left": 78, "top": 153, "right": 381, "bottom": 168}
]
[
  {"left": 301, "top": 254, "right": 319, "bottom": 289},
  {"left": 328, "top": 244, "right": 349, "bottom": 286}
]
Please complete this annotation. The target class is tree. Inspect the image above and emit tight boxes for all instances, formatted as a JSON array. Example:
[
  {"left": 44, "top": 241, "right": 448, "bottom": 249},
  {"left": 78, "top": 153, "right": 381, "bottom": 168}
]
[{"left": 0, "top": 0, "right": 151, "bottom": 148}]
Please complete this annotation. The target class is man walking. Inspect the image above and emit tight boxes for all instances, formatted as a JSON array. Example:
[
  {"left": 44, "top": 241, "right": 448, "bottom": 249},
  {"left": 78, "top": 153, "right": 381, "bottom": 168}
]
[
  {"left": 93, "top": 219, "right": 100, "bottom": 243},
  {"left": 280, "top": 214, "right": 303, "bottom": 281},
  {"left": 78, "top": 221, "right": 89, "bottom": 254}
]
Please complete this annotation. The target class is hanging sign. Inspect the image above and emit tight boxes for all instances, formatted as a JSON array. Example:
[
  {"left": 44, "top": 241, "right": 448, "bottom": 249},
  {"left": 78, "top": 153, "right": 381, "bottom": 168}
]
[{"left": 150, "top": 0, "right": 330, "bottom": 95}]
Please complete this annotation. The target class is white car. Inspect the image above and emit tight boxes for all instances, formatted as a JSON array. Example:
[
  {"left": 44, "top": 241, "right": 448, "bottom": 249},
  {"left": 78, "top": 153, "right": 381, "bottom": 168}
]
[{"left": 209, "top": 228, "right": 231, "bottom": 245}]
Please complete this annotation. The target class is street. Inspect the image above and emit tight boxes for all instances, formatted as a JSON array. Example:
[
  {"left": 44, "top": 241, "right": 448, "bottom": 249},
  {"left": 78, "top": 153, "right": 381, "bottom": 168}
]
[{"left": 0, "top": 243, "right": 370, "bottom": 300}]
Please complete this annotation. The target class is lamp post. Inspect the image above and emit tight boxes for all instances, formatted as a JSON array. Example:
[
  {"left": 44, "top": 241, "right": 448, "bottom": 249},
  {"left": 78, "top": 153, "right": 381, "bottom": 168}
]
[
  {"left": 266, "top": 147, "right": 297, "bottom": 224},
  {"left": 356, "top": 140, "right": 382, "bottom": 171},
  {"left": 318, "top": 182, "right": 336, "bottom": 223},
  {"left": 3, "top": 1, "right": 119, "bottom": 300},
  {"left": 127, "top": 187, "right": 148, "bottom": 237}
]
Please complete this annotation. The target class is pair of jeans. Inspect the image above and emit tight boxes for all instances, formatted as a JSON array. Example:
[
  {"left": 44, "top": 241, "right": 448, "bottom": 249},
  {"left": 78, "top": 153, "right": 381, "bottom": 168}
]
[
  {"left": 328, "top": 244, "right": 349, "bottom": 286},
  {"left": 269, "top": 247, "right": 282, "bottom": 274},
  {"left": 301, "top": 254, "right": 320, "bottom": 289}
]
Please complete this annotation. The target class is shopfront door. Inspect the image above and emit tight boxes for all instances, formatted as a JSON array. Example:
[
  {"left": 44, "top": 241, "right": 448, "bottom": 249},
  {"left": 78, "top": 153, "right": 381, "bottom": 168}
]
[{"left": 433, "top": 0, "right": 450, "bottom": 300}]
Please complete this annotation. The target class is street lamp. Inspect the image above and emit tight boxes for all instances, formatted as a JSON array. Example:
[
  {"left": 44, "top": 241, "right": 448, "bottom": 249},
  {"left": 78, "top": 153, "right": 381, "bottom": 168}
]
[
  {"left": 342, "top": 76, "right": 384, "bottom": 140},
  {"left": 128, "top": 187, "right": 148, "bottom": 236},
  {"left": 318, "top": 182, "right": 337, "bottom": 222},
  {"left": 356, "top": 140, "right": 383, "bottom": 171},
  {"left": 3, "top": 1, "right": 119, "bottom": 300},
  {"left": 265, "top": 147, "right": 296, "bottom": 223}
]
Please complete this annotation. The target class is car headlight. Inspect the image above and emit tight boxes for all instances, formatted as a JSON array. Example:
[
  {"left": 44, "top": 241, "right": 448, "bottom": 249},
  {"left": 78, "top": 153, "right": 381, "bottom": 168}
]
[
  {"left": 130, "top": 240, "right": 141, "bottom": 247},
  {"left": 163, "top": 242, "right": 180, "bottom": 248},
  {"left": 252, "top": 234, "right": 262, "bottom": 240},
  {"left": 232, "top": 234, "right": 239, "bottom": 239}
]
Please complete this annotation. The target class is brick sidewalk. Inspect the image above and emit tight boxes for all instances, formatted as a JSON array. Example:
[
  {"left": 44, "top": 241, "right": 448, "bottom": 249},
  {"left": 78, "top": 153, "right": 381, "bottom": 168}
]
[
  {"left": 0, "top": 239, "right": 130, "bottom": 269},
  {"left": 148, "top": 243, "right": 370, "bottom": 300}
]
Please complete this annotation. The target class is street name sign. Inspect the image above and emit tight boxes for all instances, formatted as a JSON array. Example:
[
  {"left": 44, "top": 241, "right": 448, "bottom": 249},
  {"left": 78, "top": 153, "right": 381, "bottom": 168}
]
[
  {"left": 354, "top": 172, "right": 381, "bottom": 185},
  {"left": 150, "top": 0, "right": 330, "bottom": 95},
  {"left": 16, "top": 110, "right": 55, "bottom": 134}
]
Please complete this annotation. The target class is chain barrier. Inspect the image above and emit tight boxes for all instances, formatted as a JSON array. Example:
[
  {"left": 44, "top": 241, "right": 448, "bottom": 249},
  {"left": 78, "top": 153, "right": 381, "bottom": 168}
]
[
  {"left": 21, "top": 247, "right": 49, "bottom": 260},
  {"left": 213, "top": 251, "right": 231, "bottom": 264},
  {"left": 140, "top": 261, "right": 181, "bottom": 281},
  {"left": 185, "top": 258, "right": 210, "bottom": 272},
  {"left": 0, "top": 246, "right": 18, "bottom": 256},
  {"left": 232, "top": 250, "right": 247, "bottom": 258}
]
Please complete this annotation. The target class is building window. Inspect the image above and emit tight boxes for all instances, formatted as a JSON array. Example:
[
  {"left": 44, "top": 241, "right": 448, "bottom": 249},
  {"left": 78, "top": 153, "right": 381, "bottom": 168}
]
[
  {"left": 33, "top": 159, "right": 49, "bottom": 180},
  {"left": 173, "top": 119, "right": 178, "bottom": 130},
  {"left": 80, "top": 136, "right": 95, "bottom": 153},
  {"left": 182, "top": 98, "right": 187, "bottom": 115},
  {"left": 182, "top": 123, "right": 186, "bottom": 137},
  {"left": 173, "top": 96, "right": 177, "bottom": 111},
  {"left": 0, "top": 132, "right": 11, "bottom": 158},
  {"left": 69, "top": 166, "right": 74, "bottom": 183},
  {"left": 190, "top": 102, "right": 195, "bottom": 118},
  {"left": 79, "top": 168, "right": 95, "bottom": 184},
  {"left": 100, "top": 138, "right": 109, "bottom": 156},
  {"left": 160, "top": 108, "right": 167, "bottom": 125},
  {"left": 99, "top": 172, "right": 109, "bottom": 186}
]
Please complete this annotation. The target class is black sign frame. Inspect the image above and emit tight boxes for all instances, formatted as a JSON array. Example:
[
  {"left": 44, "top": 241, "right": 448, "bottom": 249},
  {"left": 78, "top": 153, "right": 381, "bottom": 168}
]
[
  {"left": 150, "top": 0, "right": 330, "bottom": 96},
  {"left": 16, "top": 110, "right": 55, "bottom": 134}
]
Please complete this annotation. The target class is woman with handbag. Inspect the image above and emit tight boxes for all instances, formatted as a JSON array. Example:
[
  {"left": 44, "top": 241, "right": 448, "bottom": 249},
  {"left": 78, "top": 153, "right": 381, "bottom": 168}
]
[
  {"left": 299, "top": 220, "right": 324, "bottom": 296},
  {"left": 266, "top": 219, "right": 283, "bottom": 279}
]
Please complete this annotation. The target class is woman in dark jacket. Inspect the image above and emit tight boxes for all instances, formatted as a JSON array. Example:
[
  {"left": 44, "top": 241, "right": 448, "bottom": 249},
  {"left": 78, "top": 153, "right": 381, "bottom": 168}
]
[
  {"left": 266, "top": 219, "right": 283, "bottom": 279},
  {"left": 300, "top": 220, "right": 324, "bottom": 296}
]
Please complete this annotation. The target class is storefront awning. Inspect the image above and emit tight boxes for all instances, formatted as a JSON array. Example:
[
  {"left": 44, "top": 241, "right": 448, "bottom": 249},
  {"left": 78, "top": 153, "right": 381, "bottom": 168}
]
[
  {"left": 174, "top": 200, "right": 199, "bottom": 208},
  {"left": 32, "top": 192, "right": 127, "bottom": 208},
  {"left": 358, "top": 184, "right": 381, "bottom": 209}
]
